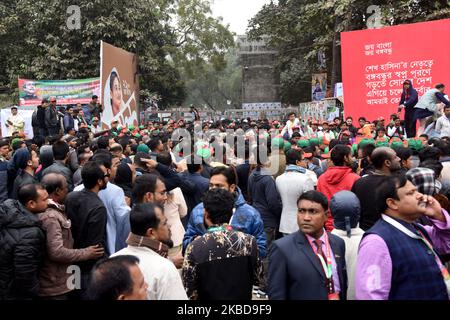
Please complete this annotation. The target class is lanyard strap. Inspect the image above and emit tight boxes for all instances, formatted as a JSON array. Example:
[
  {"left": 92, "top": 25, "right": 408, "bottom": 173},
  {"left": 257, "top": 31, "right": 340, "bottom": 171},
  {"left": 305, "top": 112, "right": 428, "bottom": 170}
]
[
  {"left": 381, "top": 214, "right": 443, "bottom": 266},
  {"left": 307, "top": 231, "right": 333, "bottom": 279},
  {"left": 207, "top": 224, "right": 232, "bottom": 233}
]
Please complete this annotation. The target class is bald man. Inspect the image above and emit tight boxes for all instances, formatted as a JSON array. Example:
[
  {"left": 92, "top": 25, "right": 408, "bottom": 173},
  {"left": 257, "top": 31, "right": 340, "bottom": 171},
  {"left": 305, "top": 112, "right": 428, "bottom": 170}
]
[
  {"left": 38, "top": 173, "right": 104, "bottom": 298},
  {"left": 352, "top": 147, "right": 402, "bottom": 230}
]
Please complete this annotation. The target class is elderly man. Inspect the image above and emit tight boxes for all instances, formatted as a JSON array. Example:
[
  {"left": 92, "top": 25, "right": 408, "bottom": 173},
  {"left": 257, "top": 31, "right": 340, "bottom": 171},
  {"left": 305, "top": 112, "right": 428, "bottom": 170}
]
[{"left": 6, "top": 106, "right": 25, "bottom": 136}]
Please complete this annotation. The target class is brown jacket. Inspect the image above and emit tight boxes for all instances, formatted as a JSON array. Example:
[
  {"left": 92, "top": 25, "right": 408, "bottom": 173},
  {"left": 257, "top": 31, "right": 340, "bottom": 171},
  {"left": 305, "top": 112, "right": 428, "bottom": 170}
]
[{"left": 37, "top": 201, "right": 91, "bottom": 297}]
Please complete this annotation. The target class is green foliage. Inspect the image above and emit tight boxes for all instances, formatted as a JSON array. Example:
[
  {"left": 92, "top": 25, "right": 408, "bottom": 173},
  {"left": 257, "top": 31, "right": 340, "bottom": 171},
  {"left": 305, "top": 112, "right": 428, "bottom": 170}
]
[
  {"left": 183, "top": 49, "right": 242, "bottom": 110},
  {"left": 0, "top": 0, "right": 235, "bottom": 108}
]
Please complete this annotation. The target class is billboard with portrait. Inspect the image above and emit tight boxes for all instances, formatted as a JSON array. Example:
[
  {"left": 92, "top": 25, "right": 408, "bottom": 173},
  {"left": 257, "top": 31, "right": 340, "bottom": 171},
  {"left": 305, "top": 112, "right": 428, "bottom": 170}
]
[
  {"left": 100, "top": 41, "right": 139, "bottom": 129},
  {"left": 312, "top": 73, "right": 327, "bottom": 101},
  {"left": 18, "top": 78, "right": 100, "bottom": 107}
]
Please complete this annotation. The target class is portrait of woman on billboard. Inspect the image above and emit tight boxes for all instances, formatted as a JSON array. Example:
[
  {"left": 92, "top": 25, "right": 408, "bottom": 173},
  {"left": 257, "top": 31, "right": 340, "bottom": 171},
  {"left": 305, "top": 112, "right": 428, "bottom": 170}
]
[
  {"left": 102, "top": 68, "right": 138, "bottom": 129},
  {"left": 110, "top": 71, "right": 122, "bottom": 116}
]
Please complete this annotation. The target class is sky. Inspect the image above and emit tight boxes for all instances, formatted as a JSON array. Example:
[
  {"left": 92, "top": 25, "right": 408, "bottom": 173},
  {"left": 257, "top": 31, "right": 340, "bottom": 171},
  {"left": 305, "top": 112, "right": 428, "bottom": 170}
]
[{"left": 211, "top": 0, "right": 273, "bottom": 35}]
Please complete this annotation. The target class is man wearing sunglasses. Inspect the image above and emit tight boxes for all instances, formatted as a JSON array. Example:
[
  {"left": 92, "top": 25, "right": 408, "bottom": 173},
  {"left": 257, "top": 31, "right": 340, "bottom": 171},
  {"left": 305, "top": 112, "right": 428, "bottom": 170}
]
[{"left": 45, "top": 96, "right": 60, "bottom": 135}]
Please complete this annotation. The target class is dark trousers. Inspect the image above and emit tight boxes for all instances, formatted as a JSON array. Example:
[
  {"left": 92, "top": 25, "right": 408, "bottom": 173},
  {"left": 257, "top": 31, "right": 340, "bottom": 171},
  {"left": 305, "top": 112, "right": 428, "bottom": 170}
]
[
  {"left": 259, "top": 226, "right": 281, "bottom": 292},
  {"left": 48, "top": 126, "right": 59, "bottom": 136},
  {"left": 405, "top": 107, "right": 416, "bottom": 138},
  {"left": 38, "top": 127, "right": 48, "bottom": 137}
]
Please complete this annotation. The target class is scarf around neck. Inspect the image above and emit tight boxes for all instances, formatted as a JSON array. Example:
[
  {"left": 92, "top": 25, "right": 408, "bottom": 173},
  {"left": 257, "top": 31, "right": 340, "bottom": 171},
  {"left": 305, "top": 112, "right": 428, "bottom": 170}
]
[
  {"left": 285, "top": 164, "right": 306, "bottom": 174},
  {"left": 126, "top": 233, "right": 169, "bottom": 258}
]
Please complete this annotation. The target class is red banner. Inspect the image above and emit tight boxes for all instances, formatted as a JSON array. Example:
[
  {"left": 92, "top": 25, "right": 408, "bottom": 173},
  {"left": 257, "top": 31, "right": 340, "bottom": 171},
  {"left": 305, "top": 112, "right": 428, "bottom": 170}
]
[{"left": 341, "top": 18, "right": 450, "bottom": 121}]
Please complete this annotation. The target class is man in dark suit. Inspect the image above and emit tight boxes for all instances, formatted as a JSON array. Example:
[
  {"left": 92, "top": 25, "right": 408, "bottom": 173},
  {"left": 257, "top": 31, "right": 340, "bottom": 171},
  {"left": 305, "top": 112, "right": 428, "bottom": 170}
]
[{"left": 268, "top": 190, "right": 348, "bottom": 300}]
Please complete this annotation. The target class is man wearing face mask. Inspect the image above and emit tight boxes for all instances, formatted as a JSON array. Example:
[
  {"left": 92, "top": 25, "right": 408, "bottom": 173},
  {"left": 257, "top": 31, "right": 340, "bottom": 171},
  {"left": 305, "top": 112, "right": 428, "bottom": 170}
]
[{"left": 65, "top": 161, "right": 108, "bottom": 296}]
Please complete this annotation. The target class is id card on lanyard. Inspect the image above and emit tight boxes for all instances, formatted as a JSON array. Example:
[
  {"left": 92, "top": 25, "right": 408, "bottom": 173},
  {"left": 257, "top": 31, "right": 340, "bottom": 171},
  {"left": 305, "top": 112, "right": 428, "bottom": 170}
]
[
  {"left": 307, "top": 232, "right": 339, "bottom": 300},
  {"left": 382, "top": 214, "right": 450, "bottom": 296}
]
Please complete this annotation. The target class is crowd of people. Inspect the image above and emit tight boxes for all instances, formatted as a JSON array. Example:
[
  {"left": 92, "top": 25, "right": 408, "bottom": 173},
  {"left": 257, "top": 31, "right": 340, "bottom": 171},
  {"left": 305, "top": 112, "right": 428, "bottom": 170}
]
[{"left": 1, "top": 83, "right": 450, "bottom": 301}]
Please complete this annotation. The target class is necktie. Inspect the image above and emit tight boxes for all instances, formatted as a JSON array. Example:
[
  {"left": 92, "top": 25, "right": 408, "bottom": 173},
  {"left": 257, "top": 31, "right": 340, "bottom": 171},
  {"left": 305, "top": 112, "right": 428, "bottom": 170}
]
[{"left": 314, "top": 239, "right": 326, "bottom": 260}]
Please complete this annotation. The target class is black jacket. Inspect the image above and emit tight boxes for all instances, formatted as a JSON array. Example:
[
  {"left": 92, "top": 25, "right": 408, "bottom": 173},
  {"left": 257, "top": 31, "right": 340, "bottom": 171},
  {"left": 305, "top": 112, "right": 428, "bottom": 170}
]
[
  {"left": 12, "top": 171, "right": 38, "bottom": 200},
  {"left": 0, "top": 200, "right": 45, "bottom": 300},
  {"left": 136, "top": 163, "right": 193, "bottom": 193},
  {"left": 45, "top": 106, "right": 58, "bottom": 128},
  {"left": 181, "top": 172, "right": 209, "bottom": 214},
  {"left": 36, "top": 105, "right": 46, "bottom": 129},
  {"left": 65, "top": 189, "right": 107, "bottom": 274},
  {"left": 236, "top": 161, "right": 251, "bottom": 201},
  {"left": 351, "top": 174, "right": 388, "bottom": 230},
  {"left": 247, "top": 168, "right": 282, "bottom": 229},
  {"left": 42, "top": 161, "right": 74, "bottom": 191},
  {"left": 399, "top": 83, "right": 419, "bottom": 109},
  {"left": 0, "top": 161, "right": 8, "bottom": 202},
  {"left": 268, "top": 231, "right": 347, "bottom": 300},
  {"left": 182, "top": 229, "right": 260, "bottom": 300}
]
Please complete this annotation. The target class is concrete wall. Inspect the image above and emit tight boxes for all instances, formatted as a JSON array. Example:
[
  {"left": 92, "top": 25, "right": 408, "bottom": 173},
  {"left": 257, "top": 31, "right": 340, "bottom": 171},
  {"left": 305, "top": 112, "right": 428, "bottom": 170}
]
[{"left": 238, "top": 36, "right": 280, "bottom": 104}]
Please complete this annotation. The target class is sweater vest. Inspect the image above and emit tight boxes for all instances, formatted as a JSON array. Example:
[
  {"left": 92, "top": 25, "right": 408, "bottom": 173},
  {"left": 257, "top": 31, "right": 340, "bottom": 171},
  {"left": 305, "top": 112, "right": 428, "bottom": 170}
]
[{"left": 365, "top": 218, "right": 448, "bottom": 300}]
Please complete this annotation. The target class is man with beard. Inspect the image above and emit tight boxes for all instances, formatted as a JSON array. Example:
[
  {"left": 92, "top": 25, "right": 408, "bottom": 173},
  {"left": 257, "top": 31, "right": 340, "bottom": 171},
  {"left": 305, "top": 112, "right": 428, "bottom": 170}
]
[
  {"left": 112, "top": 202, "right": 188, "bottom": 300},
  {"left": 351, "top": 147, "right": 402, "bottom": 230},
  {"left": 65, "top": 161, "right": 108, "bottom": 296}
]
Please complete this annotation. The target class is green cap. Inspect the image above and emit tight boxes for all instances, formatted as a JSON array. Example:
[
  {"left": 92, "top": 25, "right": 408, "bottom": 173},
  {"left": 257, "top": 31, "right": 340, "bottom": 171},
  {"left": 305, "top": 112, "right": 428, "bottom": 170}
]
[
  {"left": 408, "top": 138, "right": 424, "bottom": 151},
  {"left": 390, "top": 141, "right": 404, "bottom": 149},
  {"left": 271, "top": 138, "right": 285, "bottom": 149},
  {"left": 324, "top": 147, "right": 329, "bottom": 154},
  {"left": 11, "top": 138, "right": 22, "bottom": 146},
  {"left": 309, "top": 138, "right": 320, "bottom": 146},
  {"left": 137, "top": 144, "right": 150, "bottom": 154},
  {"left": 297, "top": 139, "right": 310, "bottom": 148},
  {"left": 283, "top": 141, "right": 292, "bottom": 152},
  {"left": 112, "top": 132, "right": 118, "bottom": 136},
  {"left": 139, "top": 125, "right": 145, "bottom": 129},
  {"left": 358, "top": 138, "right": 375, "bottom": 148},
  {"left": 375, "top": 138, "right": 390, "bottom": 148},
  {"left": 128, "top": 125, "right": 135, "bottom": 130}
]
